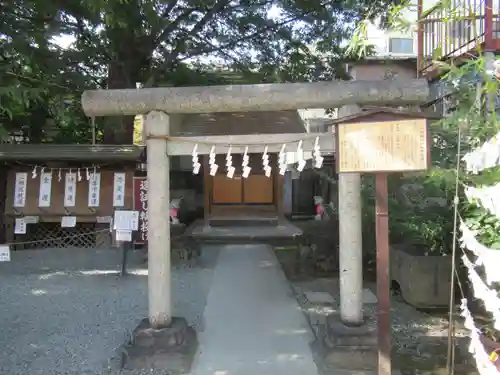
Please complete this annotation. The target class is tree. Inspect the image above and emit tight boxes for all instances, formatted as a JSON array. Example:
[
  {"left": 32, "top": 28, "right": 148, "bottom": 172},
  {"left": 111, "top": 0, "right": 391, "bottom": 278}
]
[
  {"left": 1, "top": 0, "right": 405, "bottom": 144},
  {"left": 0, "top": 1, "right": 98, "bottom": 143}
]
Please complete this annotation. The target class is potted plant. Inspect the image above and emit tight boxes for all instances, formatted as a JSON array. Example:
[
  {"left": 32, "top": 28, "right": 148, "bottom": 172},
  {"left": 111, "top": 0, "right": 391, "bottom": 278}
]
[{"left": 388, "top": 171, "right": 456, "bottom": 308}]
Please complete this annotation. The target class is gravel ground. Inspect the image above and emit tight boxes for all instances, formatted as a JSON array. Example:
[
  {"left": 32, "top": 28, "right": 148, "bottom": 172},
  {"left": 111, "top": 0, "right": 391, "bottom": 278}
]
[
  {"left": 291, "top": 278, "right": 477, "bottom": 375},
  {"left": 0, "top": 247, "right": 219, "bottom": 375}
]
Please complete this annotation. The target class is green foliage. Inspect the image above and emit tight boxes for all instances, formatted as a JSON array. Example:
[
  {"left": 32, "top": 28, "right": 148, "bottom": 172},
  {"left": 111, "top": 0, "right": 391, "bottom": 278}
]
[
  {"left": 1, "top": 0, "right": 404, "bottom": 143},
  {"left": 349, "top": 0, "right": 500, "bottom": 256}
]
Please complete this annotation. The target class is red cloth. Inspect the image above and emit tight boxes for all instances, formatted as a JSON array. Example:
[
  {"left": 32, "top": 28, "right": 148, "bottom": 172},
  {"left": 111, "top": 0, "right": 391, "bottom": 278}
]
[
  {"left": 315, "top": 204, "right": 324, "bottom": 216},
  {"left": 170, "top": 208, "right": 179, "bottom": 217}
]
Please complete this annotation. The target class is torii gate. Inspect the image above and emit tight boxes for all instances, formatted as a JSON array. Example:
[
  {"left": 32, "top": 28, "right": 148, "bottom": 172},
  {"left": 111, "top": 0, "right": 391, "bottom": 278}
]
[{"left": 81, "top": 79, "right": 429, "bottom": 330}]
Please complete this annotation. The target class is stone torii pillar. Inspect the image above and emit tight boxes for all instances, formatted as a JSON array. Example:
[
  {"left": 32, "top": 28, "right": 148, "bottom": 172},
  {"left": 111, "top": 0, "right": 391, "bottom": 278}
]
[
  {"left": 145, "top": 111, "right": 171, "bottom": 328},
  {"left": 337, "top": 104, "right": 363, "bottom": 326},
  {"left": 81, "top": 79, "right": 428, "bottom": 371}
]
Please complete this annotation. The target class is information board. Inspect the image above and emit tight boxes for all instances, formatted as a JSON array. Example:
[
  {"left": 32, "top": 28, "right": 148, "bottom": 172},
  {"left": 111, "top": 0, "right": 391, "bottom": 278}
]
[{"left": 337, "top": 119, "right": 429, "bottom": 173}]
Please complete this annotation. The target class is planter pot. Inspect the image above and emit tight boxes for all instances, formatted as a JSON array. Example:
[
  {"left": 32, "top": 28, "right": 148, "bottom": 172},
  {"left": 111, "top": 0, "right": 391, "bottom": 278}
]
[{"left": 390, "top": 244, "right": 452, "bottom": 309}]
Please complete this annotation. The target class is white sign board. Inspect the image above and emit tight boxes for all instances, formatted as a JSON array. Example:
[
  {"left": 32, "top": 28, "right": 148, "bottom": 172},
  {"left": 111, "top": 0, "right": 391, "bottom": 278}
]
[
  {"left": 88, "top": 173, "right": 101, "bottom": 207},
  {"left": 14, "top": 218, "right": 26, "bottom": 234},
  {"left": 114, "top": 210, "right": 139, "bottom": 231},
  {"left": 64, "top": 172, "right": 77, "bottom": 207},
  {"left": 97, "top": 216, "right": 112, "bottom": 224},
  {"left": 116, "top": 230, "right": 132, "bottom": 242},
  {"left": 38, "top": 172, "right": 53, "bottom": 207},
  {"left": 61, "top": 216, "right": 77, "bottom": 228},
  {"left": 0, "top": 245, "right": 10, "bottom": 262},
  {"left": 23, "top": 216, "right": 39, "bottom": 224},
  {"left": 13, "top": 172, "right": 28, "bottom": 208},
  {"left": 113, "top": 173, "right": 126, "bottom": 207}
]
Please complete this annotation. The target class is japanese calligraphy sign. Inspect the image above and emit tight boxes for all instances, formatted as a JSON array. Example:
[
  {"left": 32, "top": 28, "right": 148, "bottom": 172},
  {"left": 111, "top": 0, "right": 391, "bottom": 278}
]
[
  {"left": 113, "top": 210, "right": 139, "bottom": 231},
  {"left": 14, "top": 218, "right": 26, "bottom": 234},
  {"left": 38, "top": 172, "right": 53, "bottom": 208},
  {"left": 0, "top": 245, "right": 10, "bottom": 262},
  {"left": 87, "top": 172, "right": 101, "bottom": 207},
  {"left": 133, "top": 177, "right": 148, "bottom": 244},
  {"left": 13, "top": 172, "right": 27, "bottom": 208},
  {"left": 113, "top": 173, "right": 126, "bottom": 207},
  {"left": 64, "top": 172, "right": 77, "bottom": 207},
  {"left": 337, "top": 119, "right": 429, "bottom": 173}
]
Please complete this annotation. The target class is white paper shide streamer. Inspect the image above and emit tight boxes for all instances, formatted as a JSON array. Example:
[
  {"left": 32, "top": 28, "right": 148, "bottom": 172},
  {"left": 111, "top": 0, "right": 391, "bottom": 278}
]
[
  {"left": 209, "top": 145, "right": 218, "bottom": 177},
  {"left": 460, "top": 299, "right": 499, "bottom": 375},
  {"left": 242, "top": 146, "right": 251, "bottom": 178},
  {"left": 464, "top": 184, "right": 500, "bottom": 219},
  {"left": 313, "top": 136, "right": 324, "bottom": 169},
  {"left": 460, "top": 220, "right": 500, "bottom": 285},
  {"left": 192, "top": 144, "right": 201, "bottom": 175},
  {"left": 462, "top": 254, "right": 500, "bottom": 330},
  {"left": 460, "top": 132, "right": 500, "bottom": 375},
  {"left": 226, "top": 146, "right": 235, "bottom": 178},
  {"left": 296, "top": 140, "right": 306, "bottom": 172},
  {"left": 278, "top": 144, "right": 287, "bottom": 176},
  {"left": 462, "top": 133, "right": 500, "bottom": 174},
  {"left": 262, "top": 146, "right": 271, "bottom": 178}
]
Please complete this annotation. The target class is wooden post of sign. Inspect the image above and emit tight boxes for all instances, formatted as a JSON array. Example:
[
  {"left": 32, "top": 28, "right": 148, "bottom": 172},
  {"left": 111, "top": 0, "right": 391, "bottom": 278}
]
[{"left": 375, "top": 173, "right": 391, "bottom": 375}]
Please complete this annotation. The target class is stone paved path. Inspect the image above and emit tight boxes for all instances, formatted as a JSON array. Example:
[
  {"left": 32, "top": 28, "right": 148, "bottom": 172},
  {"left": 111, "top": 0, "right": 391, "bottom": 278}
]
[{"left": 189, "top": 244, "right": 318, "bottom": 375}]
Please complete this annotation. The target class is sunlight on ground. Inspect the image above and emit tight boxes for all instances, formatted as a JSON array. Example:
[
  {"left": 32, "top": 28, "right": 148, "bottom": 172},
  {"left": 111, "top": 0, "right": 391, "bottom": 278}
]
[
  {"left": 31, "top": 289, "right": 47, "bottom": 296},
  {"left": 37, "top": 269, "right": 148, "bottom": 280},
  {"left": 274, "top": 328, "right": 309, "bottom": 335}
]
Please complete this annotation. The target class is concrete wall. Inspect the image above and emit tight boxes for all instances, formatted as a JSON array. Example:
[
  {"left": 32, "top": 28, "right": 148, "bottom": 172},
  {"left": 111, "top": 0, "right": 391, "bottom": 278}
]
[
  {"left": 364, "top": 0, "right": 439, "bottom": 58},
  {"left": 350, "top": 61, "right": 417, "bottom": 81}
]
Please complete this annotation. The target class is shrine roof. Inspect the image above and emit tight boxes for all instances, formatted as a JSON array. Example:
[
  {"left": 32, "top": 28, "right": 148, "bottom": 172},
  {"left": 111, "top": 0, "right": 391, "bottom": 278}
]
[
  {"left": 327, "top": 106, "right": 441, "bottom": 126},
  {"left": 0, "top": 144, "right": 144, "bottom": 162}
]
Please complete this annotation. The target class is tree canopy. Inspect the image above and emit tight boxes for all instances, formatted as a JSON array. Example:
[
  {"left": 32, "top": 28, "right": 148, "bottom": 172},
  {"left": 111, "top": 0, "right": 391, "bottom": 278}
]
[{"left": 1, "top": 0, "right": 404, "bottom": 144}]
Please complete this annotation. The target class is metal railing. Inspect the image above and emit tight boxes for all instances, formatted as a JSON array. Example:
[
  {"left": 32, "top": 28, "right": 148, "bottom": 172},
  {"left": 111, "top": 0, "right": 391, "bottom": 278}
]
[{"left": 419, "top": 0, "right": 492, "bottom": 73}]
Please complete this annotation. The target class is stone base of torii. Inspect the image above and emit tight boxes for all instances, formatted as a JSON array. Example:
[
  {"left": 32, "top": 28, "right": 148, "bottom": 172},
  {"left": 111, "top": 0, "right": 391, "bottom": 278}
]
[{"left": 81, "top": 80, "right": 429, "bottom": 373}]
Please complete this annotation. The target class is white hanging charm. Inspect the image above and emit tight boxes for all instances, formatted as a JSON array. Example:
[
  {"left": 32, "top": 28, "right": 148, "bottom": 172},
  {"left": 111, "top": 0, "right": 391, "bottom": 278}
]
[
  {"left": 208, "top": 145, "right": 218, "bottom": 176},
  {"left": 278, "top": 144, "right": 287, "bottom": 175},
  {"left": 296, "top": 140, "right": 306, "bottom": 172},
  {"left": 86, "top": 168, "right": 91, "bottom": 181},
  {"left": 77, "top": 168, "right": 82, "bottom": 182},
  {"left": 242, "top": 146, "right": 251, "bottom": 178},
  {"left": 226, "top": 146, "right": 235, "bottom": 178},
  {"left": 313, "top": 136, "right": 324, "bottom": 169},
  {"left": 262, "top": 146, "right": 271, "bottom": 178},
  {"left": 192, "top": 144, "right": 201, "bottom": 175},
  {"left": 58, "top": 168, "right": 62, "bottom": 182},
  {"left": 32, "top": 166, "right": 38, "bottom": 179}
]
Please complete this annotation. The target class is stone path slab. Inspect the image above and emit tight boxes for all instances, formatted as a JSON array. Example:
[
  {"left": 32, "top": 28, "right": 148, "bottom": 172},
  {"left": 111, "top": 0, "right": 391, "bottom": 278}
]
[
  {"left": 304, "top": 291, "right": 335, "bottom": 304},
  {"left": 362, "top": 289, "right": 377, "bottom": 304},
  {"left": 189, "top": 244, "right": 318, "bottom": 375}
]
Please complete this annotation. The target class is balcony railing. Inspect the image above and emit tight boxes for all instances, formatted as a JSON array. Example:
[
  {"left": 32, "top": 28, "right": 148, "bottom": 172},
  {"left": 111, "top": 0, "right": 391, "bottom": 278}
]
[{"left": 418, "top": 0, "right": 500, "bottom": 76}]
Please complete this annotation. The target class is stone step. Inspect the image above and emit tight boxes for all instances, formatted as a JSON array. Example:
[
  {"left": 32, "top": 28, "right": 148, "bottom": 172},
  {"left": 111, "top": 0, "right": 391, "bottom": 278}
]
[
  {"left": 323, "top": 347, "right": 379, "bottom": 371},
  {"left": 209, "top": 217, "right": 278, "bottom": 227},
  {"left": 326, "top": 315, "right": 378, "bottom": 348}
]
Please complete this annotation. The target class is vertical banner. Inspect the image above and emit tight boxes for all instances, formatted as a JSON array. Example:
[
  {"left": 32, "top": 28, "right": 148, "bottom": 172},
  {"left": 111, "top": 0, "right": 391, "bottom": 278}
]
[
  {"left": 113, "top": 173, "right": 126, "bottom": 207},
  {"left": 64, "top": 172, "right": 77, "bottom": 207},
  {"left": 133, "top": 177, "right": 148, "bottom": 243},
  {"left": 13, "top": 172, "right": 28, "bottom": 208},
  {"left": 38, "top": 172, "right": 53, "bottom": 208},
  {"left": 88, "top": 172, "right": 101, "bottom": 207}
]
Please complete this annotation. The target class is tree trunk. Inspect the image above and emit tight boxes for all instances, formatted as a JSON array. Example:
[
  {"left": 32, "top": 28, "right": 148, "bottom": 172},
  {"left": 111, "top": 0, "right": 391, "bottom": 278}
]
[{"left": 102, "top": 61, "right": 136, "bottom": 144}]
